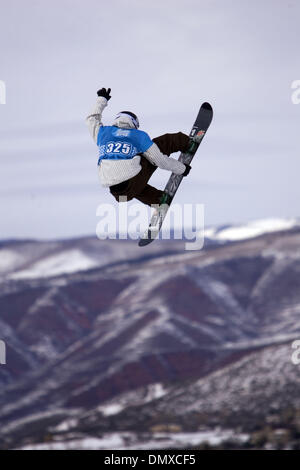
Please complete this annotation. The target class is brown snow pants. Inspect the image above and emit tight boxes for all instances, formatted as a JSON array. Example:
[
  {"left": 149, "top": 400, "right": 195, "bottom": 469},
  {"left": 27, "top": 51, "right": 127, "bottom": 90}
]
[{"left": 109, "top": 132, "right": 190, "bottom": 206}]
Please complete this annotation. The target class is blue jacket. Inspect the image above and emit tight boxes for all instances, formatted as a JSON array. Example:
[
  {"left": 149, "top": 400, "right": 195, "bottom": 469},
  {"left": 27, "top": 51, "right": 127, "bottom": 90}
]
[{"left": 97, "top": 126, "right": 153, "bottom": 165}]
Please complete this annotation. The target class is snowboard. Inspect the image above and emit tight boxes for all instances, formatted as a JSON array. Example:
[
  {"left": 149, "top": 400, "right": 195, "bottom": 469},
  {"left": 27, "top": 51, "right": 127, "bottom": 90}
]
[{"left": 138, "top": 102, "right": 213, "bottom": 247}]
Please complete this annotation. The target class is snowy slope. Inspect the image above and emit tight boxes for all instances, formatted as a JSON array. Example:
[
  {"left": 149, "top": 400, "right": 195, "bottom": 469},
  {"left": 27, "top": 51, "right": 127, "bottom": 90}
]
[
  {"left": 10, "top": 249, "right": 97, "bottom": 279},
  {"left": 12, "top": 343, "right": 299, "bottom": 450},
  {"left": 0, "top": 217, "right": 299, "bottom": 280},
  {"left": 0, "top": 237, "right": 178, "bottom": 281},
  {"left": 205, "top": 217, "right": 299, "bottom": 242},
  {"left": 18, "top": 429, "right": 248, "bottom": 450}
]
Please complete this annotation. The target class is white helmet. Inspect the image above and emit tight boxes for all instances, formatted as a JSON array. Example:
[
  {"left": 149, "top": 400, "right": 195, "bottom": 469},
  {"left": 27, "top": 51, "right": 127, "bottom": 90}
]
[{"left": 113, "top": 111, "right": 139, "bottom": 129}]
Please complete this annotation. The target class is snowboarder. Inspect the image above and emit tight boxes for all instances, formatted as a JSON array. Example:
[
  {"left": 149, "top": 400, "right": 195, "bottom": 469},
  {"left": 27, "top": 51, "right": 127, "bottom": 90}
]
[{"left": 86, "top": 87, "right": 193, "bottom": 207}]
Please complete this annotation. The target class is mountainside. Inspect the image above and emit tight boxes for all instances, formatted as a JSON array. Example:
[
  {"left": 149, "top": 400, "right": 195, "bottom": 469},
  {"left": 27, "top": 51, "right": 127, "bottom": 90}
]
[
  {"left": 18, "top": 342, "right": 298, "bottom": 450},
  {"left": 0, "top": 219, "right": 300, "bottom": 449}
]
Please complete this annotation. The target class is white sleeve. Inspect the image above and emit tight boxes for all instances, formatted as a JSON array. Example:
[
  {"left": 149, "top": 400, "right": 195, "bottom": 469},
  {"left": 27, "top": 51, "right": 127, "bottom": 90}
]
[
  {"left": 143, "top": 143, "right": 186, "bottom": 175},
  {"left": 86, "top": 96, "right": 108, "bottom": 143}
]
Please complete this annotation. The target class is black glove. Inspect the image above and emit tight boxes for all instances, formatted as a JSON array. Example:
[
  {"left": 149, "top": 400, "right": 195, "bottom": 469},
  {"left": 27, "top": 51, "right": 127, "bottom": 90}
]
[
  {"left": 182, "top": 164, "right": 191, "bottom": 177},
  {"left": 97, "top": 87, "right": 111, "bottom": 101}
]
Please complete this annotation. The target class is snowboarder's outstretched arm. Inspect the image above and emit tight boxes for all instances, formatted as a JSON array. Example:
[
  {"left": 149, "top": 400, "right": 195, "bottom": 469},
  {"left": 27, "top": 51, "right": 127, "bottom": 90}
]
[
  {"left": 143, "top": 143, "right": 186, "bottom": 175},
  {"left": 86, "top": 88, "right": 111, "bottom": 143},
  {"left": 86, "top": 86, "right": 187, "bottom": 175}
]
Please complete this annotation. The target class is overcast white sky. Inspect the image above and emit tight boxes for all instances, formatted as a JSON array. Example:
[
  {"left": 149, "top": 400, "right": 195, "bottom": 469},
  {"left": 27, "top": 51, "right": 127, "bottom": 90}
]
[{"left": 0, "top": 0, "right": 299, "bottom": 239}]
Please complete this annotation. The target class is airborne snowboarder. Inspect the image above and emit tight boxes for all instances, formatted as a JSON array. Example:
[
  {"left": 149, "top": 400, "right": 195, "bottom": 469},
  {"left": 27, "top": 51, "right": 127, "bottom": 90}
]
[{"left": 86, "top": 87, "right": 193, "bottom": 207}]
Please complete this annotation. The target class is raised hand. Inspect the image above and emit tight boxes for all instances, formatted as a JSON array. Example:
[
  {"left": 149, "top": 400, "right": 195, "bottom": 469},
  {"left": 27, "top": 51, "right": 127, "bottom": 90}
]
[{"left": 97, "top": 87, "right": 111, "bottom": 101}]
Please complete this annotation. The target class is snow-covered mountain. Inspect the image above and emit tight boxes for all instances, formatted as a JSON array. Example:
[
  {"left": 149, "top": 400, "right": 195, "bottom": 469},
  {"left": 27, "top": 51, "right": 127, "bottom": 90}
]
[
  {"left": 18, "top": 343, "right": 298, "bottom": 450},
  {"left": 0, "top": 218, "right": 300, "bottom": 449},
  {"left": 1, "top": 218, "right": 298, "bottom": 281},
  {"left": 204, "top": 217, "right": 300, "bottom": 242}
]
